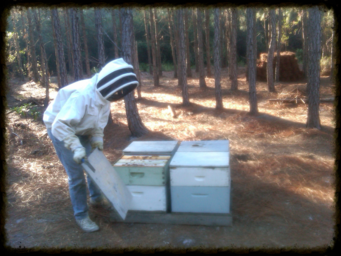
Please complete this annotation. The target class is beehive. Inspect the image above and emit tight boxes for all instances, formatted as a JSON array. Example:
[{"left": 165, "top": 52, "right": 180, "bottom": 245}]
[
  {"left": 169, "top": 140, "right": 230, "bottom": 214},
  {"left": 115, "top": 141, "right": 178, "bottom": 212}
]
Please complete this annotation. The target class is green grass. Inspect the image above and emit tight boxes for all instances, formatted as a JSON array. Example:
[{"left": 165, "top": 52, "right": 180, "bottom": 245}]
[{"left": 11, "top": 102, "right": 40, "bottom": 120}]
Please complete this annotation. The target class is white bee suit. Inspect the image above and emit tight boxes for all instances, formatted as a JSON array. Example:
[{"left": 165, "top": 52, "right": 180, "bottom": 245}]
[{"left": 43, "top": 58, "right": 138, "bottom": 152}]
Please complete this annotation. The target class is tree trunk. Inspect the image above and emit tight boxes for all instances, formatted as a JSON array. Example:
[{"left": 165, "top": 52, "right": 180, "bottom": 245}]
[
  {"left": 33, "top": 9, "right": 49, "bottom": 109},
  {"left": 71, "top": 8, "right": 82, "bottom": 81},
  {"left": 267, "top": 9, "right": 276, "bottom": 92},
  {"left": 185, "top": 9, "right": 192, "bottom": 78},
  {"left": 52, "top": 9, "right": 68, "bottom": 88},
  {"left": 64, "top": 9, "right": 74, "bottom": 79},
  {"left": 330, "top": 18, "right": 334, "bottom": 81},
  {"left": 51, "top": 9, "right": 61, "bottom": 88},
  {"left": 95, "top": 8, "right": 105, "bottom": 69},
  {"left": 230, "top": 8, "right": 238, "bottom": 91},
  {"left": 214, "top": 8, "right": 223, "bottom": 110},
  {"left": 247, "top": 8, "right": 258, "bottom": 115},
  {"left": 111, "top": 9, "right": 120, "bottom": 59},
  {"left": 197, "top": 9, "right": 207, "bottom": 89},
  {"left": 306, "top": 6, "right": 321, "bottom": 129},
  {"left": 134, "top": 40, "right": 142, "bottom": 99},
  {"left": 167, "top": 8, "right": 177, "bottom": 79},
  {"left": 120, "top": 8, "right": 149, "bottom": 137},
  {"left": 205, "top": 9, "right": 212, "bottom": 77},
  {"left": 154, "top": 10, "right": 163, "bottom": 77},
  {"left": 27, "top": 9, "right": 39, "bottom": 83},
  {"left": 302, "top": 10, "right": 308, "bottom": 78},
  {"left": 275, "top": 8, "right": 282, "bottom": 82},
  {"left": 143, "top": 10, "right": 152, "bottom": 75},
  {"left": 149, "top": 8, "right": 159, "bottom": 86},
  {"left": 20, "top": 10, "right": 32, "bottom": 80},
  {"left": 11, "top": 9, "right": 24, "bottom": 79},
  {"left": 80, "top": 10, "right": 91, "bottom": 77},
  {"left": 220, "top": 10, "right": 227, "bottom": 68},
  {"left": 192, "top": 9, "right": 199, "bottom": 73},
  {"left": 178, "top": 9, "right": 190, "bottom": 106},
  {"left": 226, "top": 9, "right": 231, "bottom": 77}
]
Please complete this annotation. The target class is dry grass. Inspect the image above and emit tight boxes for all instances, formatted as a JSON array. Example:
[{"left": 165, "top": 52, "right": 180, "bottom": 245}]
[{"left": 5, "top": 67, "right": 335, "bottom": 248}]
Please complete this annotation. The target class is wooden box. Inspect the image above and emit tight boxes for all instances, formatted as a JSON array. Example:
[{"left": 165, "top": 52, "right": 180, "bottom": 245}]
[
  {"left": 123, "top": 141, "right": 178, "bottom": 156},
  {"left": 169, "top": 143, "right": 230, "bottom": 214},
  {"left": 127, "top": 185, "right": 166, "bottom": 211},
  {"left": 113, "top": 155, "right": 170, "bottom": 186}
]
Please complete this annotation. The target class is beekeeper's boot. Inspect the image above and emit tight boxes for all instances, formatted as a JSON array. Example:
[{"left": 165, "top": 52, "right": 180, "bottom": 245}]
[{"left": 75, "top": 215, "right": 99, "bottom": 232}]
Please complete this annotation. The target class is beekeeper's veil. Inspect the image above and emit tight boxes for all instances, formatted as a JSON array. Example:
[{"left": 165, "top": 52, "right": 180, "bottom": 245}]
[{"left": 96, "top": 58, "right": 139, "bottom": 102}]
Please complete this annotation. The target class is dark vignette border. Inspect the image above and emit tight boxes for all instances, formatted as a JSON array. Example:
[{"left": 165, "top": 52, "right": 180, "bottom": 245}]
[{"left": 0, "top": 0, "right": 339, "bottom": 255}]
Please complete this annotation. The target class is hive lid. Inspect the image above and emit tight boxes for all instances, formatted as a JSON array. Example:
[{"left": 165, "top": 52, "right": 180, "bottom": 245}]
[
  {"left": 170, "top": 152, "right": 229, "bottom": 168},
  {"left": 177, "top": 140, "right": 229, "bottom": 152},
  {"left": 123, "top": 141, "right": 178, "bottom": 155},
  {"left": 114, "top": 155, "right": 171, "bottom": 167}
]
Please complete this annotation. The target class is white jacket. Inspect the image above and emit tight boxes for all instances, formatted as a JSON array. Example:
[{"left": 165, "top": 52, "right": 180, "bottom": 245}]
[
  {"left": 43, "top": 58, "right": 138, "bottom": 152},
  {"left": 43, "top": 74, "right": 110, "bottom": 151}
]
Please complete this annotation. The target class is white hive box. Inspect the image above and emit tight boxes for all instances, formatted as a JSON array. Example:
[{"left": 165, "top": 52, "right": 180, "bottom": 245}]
[
  {"left": 123, "top": 141, "right": 178, "bottom": 156},
  {"left": 116, "top": 141, "right": 178, "bottom": 212},
  {"left": 170, "top": 140, "right": 230, "bottom": 214},
  {"left": 114, "top": 155, "right": 170, "bottom": 212}
]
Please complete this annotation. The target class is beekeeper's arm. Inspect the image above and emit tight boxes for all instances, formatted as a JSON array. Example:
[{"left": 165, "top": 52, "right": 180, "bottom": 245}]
[
  {"left": 89, "top": 104, "right": 110, "bottom": 151},
  {"left": 51, "top": 94, "right": 88, "bottom": 164}
]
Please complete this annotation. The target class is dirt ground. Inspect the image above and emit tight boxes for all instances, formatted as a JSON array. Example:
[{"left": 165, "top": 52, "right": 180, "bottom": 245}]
[{"left": 4, "top": 67, "right": 336, "bottom": 252}]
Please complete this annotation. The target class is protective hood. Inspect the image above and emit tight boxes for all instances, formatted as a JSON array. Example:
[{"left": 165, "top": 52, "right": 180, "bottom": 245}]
[{"left": 96, "top": 58, "right": 139, "bottom": 101}]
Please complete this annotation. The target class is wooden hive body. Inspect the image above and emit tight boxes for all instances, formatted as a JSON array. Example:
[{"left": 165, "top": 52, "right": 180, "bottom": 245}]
[
  {"left": 115, "top": 141, "right": 178, "bottom": 212},
  {"left": 169, "top": 140, "right": 231, "bottom": 214}
]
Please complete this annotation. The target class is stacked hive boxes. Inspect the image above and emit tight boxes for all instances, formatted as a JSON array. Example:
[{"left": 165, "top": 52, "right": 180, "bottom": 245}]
[
  {"left": 169, "top": 140, "right": 230, "bottom": 214},
  {"left": 113, "top": 141, "right": 178, "bottom": 212}
]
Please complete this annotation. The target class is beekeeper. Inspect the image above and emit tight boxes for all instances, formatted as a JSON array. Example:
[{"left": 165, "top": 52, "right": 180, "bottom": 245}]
[{"left": 43, "top": 58, "right": 139, "bottom": 232}]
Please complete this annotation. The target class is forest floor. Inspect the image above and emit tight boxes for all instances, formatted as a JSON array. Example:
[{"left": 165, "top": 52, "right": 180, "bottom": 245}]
[{"left": 4, "top": 67, "right": 336, "bottom": 253}]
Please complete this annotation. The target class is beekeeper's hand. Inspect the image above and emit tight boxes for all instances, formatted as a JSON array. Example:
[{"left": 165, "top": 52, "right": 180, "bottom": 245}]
[
  {"left": 73, "top": 147, "right": 86, "bottom": 164},
  {"left": 91, "top": 140, "right": 103, "bottom": 151}
]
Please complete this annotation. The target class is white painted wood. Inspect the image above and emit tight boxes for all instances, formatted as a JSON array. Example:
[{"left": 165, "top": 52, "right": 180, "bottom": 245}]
[
  {"left": 123, "top": 141, "right": 178, "bottom": 155},
  {"left": 170, "top": 167, "right": 230, "bottom": 186},
  {"left": 177, "top": 140, "right": 229, "bottom": 152},
  {"left": 82, "top": 149, "right": 132, "bottom": 220},
  {"left": 114, "top": 158, "right": 170, "bottom": 168},
  {"left": 127, "top": 185, "right": 167, "bottom": 212},
  {"left": 170, "top": 152, "right": 229, "bottom": 168}
]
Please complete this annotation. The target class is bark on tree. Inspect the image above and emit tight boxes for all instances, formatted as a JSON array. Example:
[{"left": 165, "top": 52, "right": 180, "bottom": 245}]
[
  {"left": 27, "top": 9, "right": 39, "bottom": 83},
  {"left": 267, "top": 9, "right": 276, "bottom": 92},
  {"left": 154, "top": 10, "right": 163, "bottom": 77},
  {"left": 134, "top": 40, "right": 142, "bottom": 99},
  {"left": 95, "top": 8, "right": 105, "bottom": 69},
  {"left": 71, "top": 8, "right": 82, "bottom": 81},
  {"left": 51, "top": 9, "right": 61, "bottom": 88},
  {"left": 185, "top": 9, "right": 192, "bottom": 78},
  {"left": 167, "top": 8, "right": 177, "bottom": 79},
  {"left": 275, "top": 8, "right": 282, "bottom": 82},
  {"left": 51, "top": 9, "right": 68, "bottom": 88},
  {"left": 64, "top": 9, "right": 74, "bottom": 79},
  {"left": 329, "top": 18, "right": 334, "bottom": 81},
  {"left": 149, "top": 8, "right": 159, "bottom": 86},
  {"left": 120, "top": 8, "right": 149, "bottom": 136},
  {"left": 226, "top": 9, "right": 231, "bottom": 77},
  {"left": 306, "top": 6, "right": 322, "bottom": 129},
  {"left": 178, "top": 9, "right": 190, "bottom": 106},
  {"left": 11, "top": 9, "right": 24, "bottom": 79},
  {"left": 205, "top": 9, "right": 212, "bottom": 77},
  {"left": 192, "top": 9, "right": 199, "bottom": 73},
  {"left": 302, "top": 10, "right": 308, "bottom": 78},
  {"left": 143, "top": 10, "right": 152, "bottom": 75},
  {"left": 111, "top": 9, "right": 120, "bottom": 59},
  {"left": 247, "top": 8, "right": 258, "bottom": 115},
  {"left": 80, "top": 10, "right": 91, "bottom": 77},
  {"left": 230, "top": 8, "right": 238, "bottom": 91},
  {"left": 197, "top": 8, "right": 207, "bottom": 89},
  {"left": 33, "top": 9, "right": 49, "bottom": 109},
  {"left": 220, "top": 10, "right": 227, "bottom": 68},
  {"left": 20, "top": 10, "right": 32, "bottom": 80},
  {"left": 214, "top": 8, "right": 223, "bottom": 110},
  {"left": 175, "top": 11, "right": 182, "bottom": 87}
]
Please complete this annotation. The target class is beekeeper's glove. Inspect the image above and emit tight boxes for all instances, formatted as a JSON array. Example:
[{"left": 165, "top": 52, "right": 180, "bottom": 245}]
[
  {"left": 91, "top": 138, "right": 103, "bottom": 151},
  {"left": 91, "top": 128, "right": 104, "bottom": 151},
  {"left": 73, "top": 147, "right": 86, "bottom": 164}
]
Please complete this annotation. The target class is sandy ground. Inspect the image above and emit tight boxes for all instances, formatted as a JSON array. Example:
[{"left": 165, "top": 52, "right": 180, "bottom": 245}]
[{"left": 4, "top": 68, "right": 336, "bottom": 253}]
